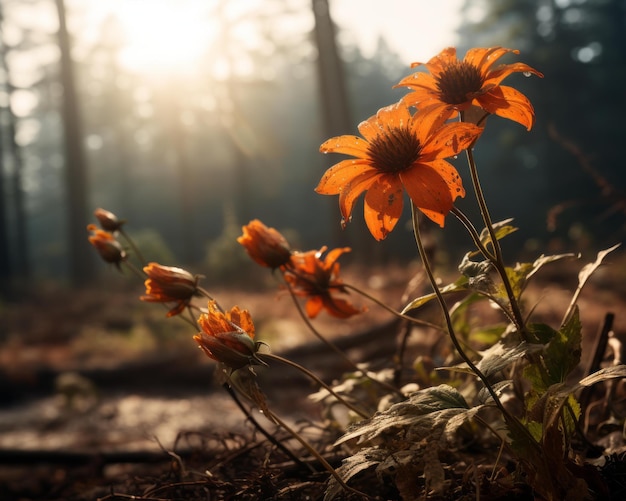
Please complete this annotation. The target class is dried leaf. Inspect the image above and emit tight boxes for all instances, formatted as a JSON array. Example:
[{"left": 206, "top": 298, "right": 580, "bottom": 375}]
[
  {"left": 324, "top": 447, "right": 387, "bottom": 501},
  {"left": 440, "top": 341, "right": 543, "bottom": 378},
  {"left": 335, "top": 385, "right": 469, "bottom": 446},
  {"left": 562, "top": 243, "right": 621, "bottom": 325}
]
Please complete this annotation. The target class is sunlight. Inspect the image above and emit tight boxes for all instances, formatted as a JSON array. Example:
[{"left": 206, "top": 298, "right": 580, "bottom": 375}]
[{"left": 114, "top": 1, "right": 216, "bottom": 75}]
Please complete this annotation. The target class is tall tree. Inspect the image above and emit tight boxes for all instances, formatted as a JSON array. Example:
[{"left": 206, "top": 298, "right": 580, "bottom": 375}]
[{"left": 55, "top": 0, "right": 93, "bottom": 285}]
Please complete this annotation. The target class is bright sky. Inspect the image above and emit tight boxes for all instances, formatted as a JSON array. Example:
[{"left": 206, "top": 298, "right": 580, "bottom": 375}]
[
  {"left": 331, "top": 0, "right": 464, "bottom": 65},
  {"left": 68, "top": 0, "right": 463, "bottom": 74}
]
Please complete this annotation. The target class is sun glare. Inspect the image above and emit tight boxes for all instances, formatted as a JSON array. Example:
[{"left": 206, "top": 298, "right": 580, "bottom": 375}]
[{"left": 115, "top": 1, "right": 215, "bottom": 75}]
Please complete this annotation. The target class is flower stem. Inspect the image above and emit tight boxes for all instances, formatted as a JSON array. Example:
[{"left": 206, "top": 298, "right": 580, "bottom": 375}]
[
  {"left": 282, "top": 275, "right": 403, "bottom": 397},
  {"left": 450, "top": 206, "right": 496, "bottom": 262},
  {"left": 410, "top": 202, "right": 509, "bottom": 420},
  {"left": 341, "top": 282, "right": 444, "bottom": 332},
  {"left": 221, "top": 383, "right": 312, "bottom": 472},
  {"left": 261, "top": 406, "right": 375, "bottom": 500},
  {"left": 119, "top": 228, "right": 147, "bottom": 267},
  {"left": 259, "top": 352, "right": 369, "bottom": 419},
  {"left": 463, "top": 146, "right": 528, "bottom": 340}
]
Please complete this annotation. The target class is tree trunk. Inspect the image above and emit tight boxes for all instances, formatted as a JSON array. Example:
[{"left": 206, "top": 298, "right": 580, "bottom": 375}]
[{"left": 55, "top": 0, "right": 94, "bottom": 285}]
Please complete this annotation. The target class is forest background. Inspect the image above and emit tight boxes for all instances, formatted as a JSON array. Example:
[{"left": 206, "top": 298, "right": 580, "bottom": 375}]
[{"left": 0, "top": 0, "right": 624, "bottom": 298}]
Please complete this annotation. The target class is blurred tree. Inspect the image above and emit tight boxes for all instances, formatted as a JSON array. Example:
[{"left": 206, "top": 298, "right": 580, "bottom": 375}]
[
  {"left": 0, "top": 1, "right": 31, "bottom": 296},
  {"left": 55, "top": 0, "right": 94, "bottom": 285},
  {"left": 457, "top": 0, "right": 626, "bottom": 252}
]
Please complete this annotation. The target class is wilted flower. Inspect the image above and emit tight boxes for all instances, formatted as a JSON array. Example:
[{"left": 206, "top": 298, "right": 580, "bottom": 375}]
[
  {"left": 87, "top": 224, "right": 126, "bottom": 267},
  {"left": 141, "top": 262, "right": 200, "bottom": 317},
  {"left": 396, "top": 46, "right": 543, "bottom": 130},
  {"left": 237, "top": 219, "right": 292, "bottom": 269},
  {"left": 194, "top": 301, "right": 265, "bottom": 370},
  {"left": 317, "top": 103, "right": 481, "bottom": 240},
  {"left": 285, "top": 246, "right": 363, "bottom": 319},
  {"left": 94, "top": 208, "right": 125, "bottom": 232}
]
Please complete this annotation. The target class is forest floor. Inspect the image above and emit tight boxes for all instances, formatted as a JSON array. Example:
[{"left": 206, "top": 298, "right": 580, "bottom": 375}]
[{"left": 1, "top": 259, "right": 626, "bottom": 500}]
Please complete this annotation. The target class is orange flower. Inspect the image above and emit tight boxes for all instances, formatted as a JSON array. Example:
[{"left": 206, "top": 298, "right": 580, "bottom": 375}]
[
  {"left": 237, "top": 219, "right": 292, "bottom": 269},
  {"left": 396, "top": 47, "right": 543, "bottom": 130},
  {"left": 285, "top": 246, "right": 363, "bottom": 319},
  {"left": 316, "top": 103, "right": 482, "bottom": 240},
  {"left": 87, "top": 224, "right": 126, "bottom": 267},
  {"left": 94, "top": 208, "right": 125, "bottom": 232},
  {"left": 194, "top": 301, "right": 265, "bottom": 370},
  {"left": 141, "top": 262, "right": 199, "bottom": 317}
]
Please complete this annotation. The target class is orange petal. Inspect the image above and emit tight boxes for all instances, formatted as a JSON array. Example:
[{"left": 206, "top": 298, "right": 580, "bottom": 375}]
[
  {"left": 375, "top": 103, "right": 411, "bottom": 130},
  {"left": 315, "top": 159, "right": 373, "bottom": 195},
  {"left": 227, "top": 306, "right": 255, "bottom": 338},
  {"left": 411, "top": 103, "right": 457, "bottom": 143},
  {"left": 420, "top": 122, "right": 483, "bottom": 160},
  {"left": 363, "top": 175, "right": 404, "bottom": 240},
  {"left": 321, "top": 296, "right": 362, "bottom": 318},
  {"left": 421, "top": 46, "right": 458, "bottom": 74},
  {"left": 320, "top": 135, "right": 370, "bottom": 157},
  {"left": 323, "top": 247, "right": 351, "bottom": 269},
  {"left": 400, "top": 161, "right": 458, "bottom": 225},
  {"left": 464, "top": 47, "right": 511, "bottom": 73},
  {"left": 357, "top": 114, "right": 383, "bottom": 140},
  {"left": 485, "top": 62, "right": 544, "bottom": 85},
  {"left": 338, "top": 170, "right": 379, "bottom": 221},
  {"left": 305, "top": 296, "right": 324, "bottom": 318},
  {"left": 395, "top": 72, "right": 439, "bottom": 93},
  {"left": 476, "top": 86, "right": 536, "bottom": 130}
]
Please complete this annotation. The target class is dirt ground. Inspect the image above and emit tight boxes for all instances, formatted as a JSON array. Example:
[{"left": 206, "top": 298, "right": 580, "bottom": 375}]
[{"left": 1, "top": 259, "right": 625, "bottom": 500}]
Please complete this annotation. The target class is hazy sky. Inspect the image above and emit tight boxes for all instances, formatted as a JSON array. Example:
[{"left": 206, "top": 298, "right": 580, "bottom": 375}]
[{"left": 331, "top": 0, "right": 464, "bottom": 64}]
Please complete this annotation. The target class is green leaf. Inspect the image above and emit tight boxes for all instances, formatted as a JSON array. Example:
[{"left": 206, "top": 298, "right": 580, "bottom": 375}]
[
  {"left": 527, "top": 322, "right": 559, "bottom": 344},
  {"left": 469, "top": 324, "right": 507, "bottom": 345},
  {"left": 543, "top": 306, "right": 582, "bottom": 385},
  {"left": 401, "top": 276, "right": 468, "bottom": 314},
  {"left": 478, "top": 218, "right": 518, "bottom": 251},
  {"left": 502, "top": 253, "right": 578, "bottom": 302}
]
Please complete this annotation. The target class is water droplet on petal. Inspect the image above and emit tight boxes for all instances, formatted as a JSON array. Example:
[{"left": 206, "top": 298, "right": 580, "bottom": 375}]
[{"left": 523, "top": 71, "right": 531, "bottom": 77}]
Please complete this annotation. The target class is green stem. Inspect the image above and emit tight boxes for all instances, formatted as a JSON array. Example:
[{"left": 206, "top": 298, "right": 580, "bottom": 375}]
[
  {"left": 259, "top": 352, "right": 369, "bottom": 419},
  {"left": 464, "top": 146, "right": 527, "bottom": 340},
  {"left": 450, "top": 206, "right": 496, "bottom": 262},
  {"left": 410, "top": 202, "right": 509, "bottom": 420}
]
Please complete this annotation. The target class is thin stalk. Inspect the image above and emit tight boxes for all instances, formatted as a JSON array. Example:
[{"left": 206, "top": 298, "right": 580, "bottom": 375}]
[
  {"left": 341, "top": 282, "right": 443, "bottom": 332},
  {"left": 221, "top": 383, "right": 312, "bottom": 472},
  {"left": 281, "top": 275, "right": 403, "bottom": 397},
  {"left": 261, "top": 407, "right": 374, "bottom": 500},
  {"left": 122, "top": 259, "right": 146, "bottom": 281},
  {"left": 260, "top": 352, "right": 369, "bottom": 419},
  {"left": 119, "top": 227, "right": 147, "bottom": 266},
  {"left": 410, "top": 202, "right": 509, "bottom": 420},
  {"left": 463, "top": 145, "right": 527, "bottom": 340},
  {"left": 450, "top": 206, "right": 496, "bottom": 262}
]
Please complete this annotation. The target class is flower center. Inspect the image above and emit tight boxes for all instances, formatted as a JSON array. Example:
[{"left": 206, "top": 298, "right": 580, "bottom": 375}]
[
  {"left": 367, "top": 126, "right": 421, "bottom": 174},
  {"left": 436, "top": 61, "right": 483, "bottom": 105}
]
